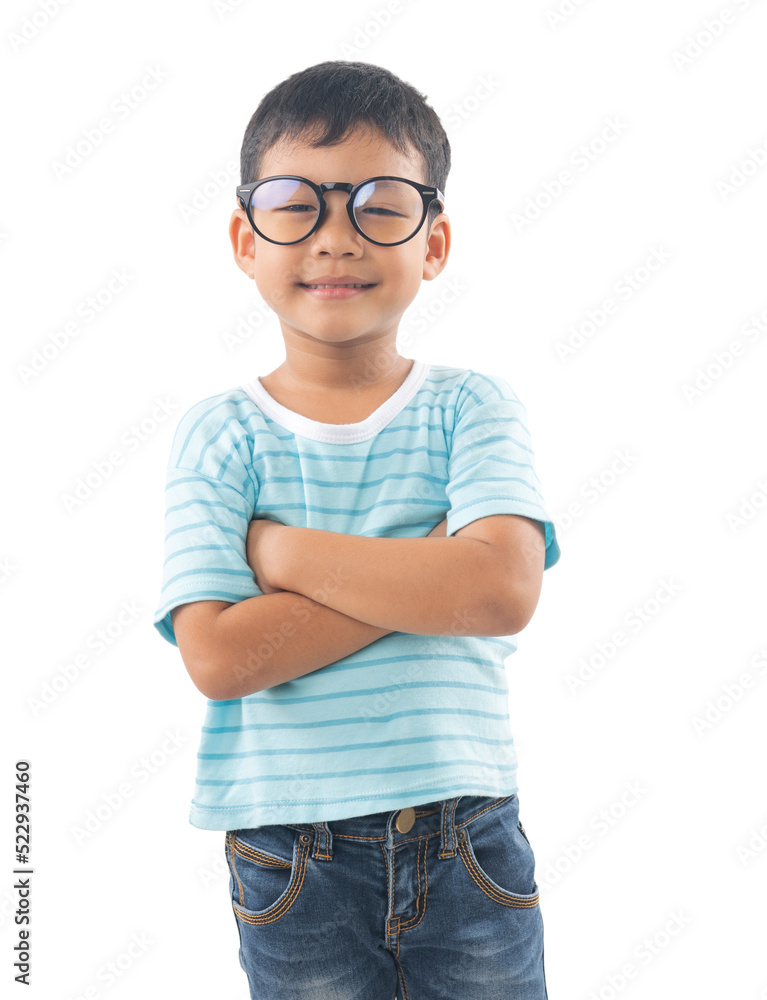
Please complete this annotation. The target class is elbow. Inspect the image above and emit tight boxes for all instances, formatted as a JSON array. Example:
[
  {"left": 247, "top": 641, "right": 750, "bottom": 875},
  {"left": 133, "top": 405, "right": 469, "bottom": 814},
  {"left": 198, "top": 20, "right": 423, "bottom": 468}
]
[
  {"left": 485, "top": 584, "right": 539, "bottom": 637},
  {"left": 181, "top": 652, "right": 223, "bottom": 700},
  {"left": 185, "top": 653, "right": 238, "bottom": 702},
  {"left": 194, "top": 669, "right": 224, "bottom": 701},
  {"left": 204, "top": 622, "right": 271, "bottom": 700},
  {"left": 179, "top": 642, "right": 236, "bottom": 703},
  {"left": 172, "top": 602, "right": 256, "bottom": 700},
  {"left": 191, "top": 659, "right": 247, "bottom": 701},
  {"left": 200, "top": 643, "right": 265, "bottom": 701}
]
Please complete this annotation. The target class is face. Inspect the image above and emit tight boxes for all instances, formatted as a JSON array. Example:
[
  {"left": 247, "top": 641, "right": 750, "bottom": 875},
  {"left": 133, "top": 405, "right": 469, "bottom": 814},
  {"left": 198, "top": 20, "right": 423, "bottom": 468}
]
[{"left": 229, "top": 126, "right": 450, "bottom": 355}]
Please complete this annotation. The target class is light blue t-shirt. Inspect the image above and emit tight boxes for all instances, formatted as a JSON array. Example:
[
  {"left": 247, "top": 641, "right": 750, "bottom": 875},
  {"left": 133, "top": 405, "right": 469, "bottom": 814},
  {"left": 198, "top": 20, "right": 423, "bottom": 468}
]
[{"left": 153, "top": 359, "right": 561, "bottom": 830}]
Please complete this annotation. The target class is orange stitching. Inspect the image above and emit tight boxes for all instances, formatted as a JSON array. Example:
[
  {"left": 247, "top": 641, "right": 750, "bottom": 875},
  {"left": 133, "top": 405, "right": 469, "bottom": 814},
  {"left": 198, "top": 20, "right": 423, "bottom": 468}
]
[
  {"left": 379, "top": 840, "right": 392, "bottom": 952},
  {"left": 390, "top": 915, "right": 400, "bottom": 958},
  {"left": 457, "top": 839, "right": 539, "bottom": 908},
  {"left": 391, "top": 840, "right": 396, "bottom": 923},
  {"left": 420, "top": 837, "right": 429, "bottom": 928},
  {"left": 397, "top": 958, "right": 411, "bottom": 1000},
  {"left": 232, "top": 837, "right": 291, "bottom": 869},
  {"left": 331, "top": 832, "right": 380, "bottom": 841},
  {"left": 233, "top": 837, "right": 310, "bottom": 925},
  {"left": 286, "top": 798, "right": 512, "bottom": 841},
  {"left": 399, "top": 838, "right": 428, "bottom": 931},
  {"left": 227, "top": 832, "right": 245, "bottom": 906},
  {"left": 463, "top": 796, "right": 511, "bottom": 826},
  {"left": 314, "top": 823, "right": 331, "bottom": 861},
  {"left": 438, "top": 798, "right": 458, "bottom": 858},
  {"left": 441, "top": 802, "right": 446, "bottom": 845},
  {"left": 387, "top": 840, "right": 401, "bottom": 958}
]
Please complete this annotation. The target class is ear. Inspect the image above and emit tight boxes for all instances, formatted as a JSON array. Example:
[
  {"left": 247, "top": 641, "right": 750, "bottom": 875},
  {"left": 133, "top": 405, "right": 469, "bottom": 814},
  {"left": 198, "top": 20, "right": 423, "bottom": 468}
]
[
  {"left": 229, "top": 207, "right": 256, "bottom": 279},
  {"left": 422, "top": 212, "right": 451, "bottom": 282}
]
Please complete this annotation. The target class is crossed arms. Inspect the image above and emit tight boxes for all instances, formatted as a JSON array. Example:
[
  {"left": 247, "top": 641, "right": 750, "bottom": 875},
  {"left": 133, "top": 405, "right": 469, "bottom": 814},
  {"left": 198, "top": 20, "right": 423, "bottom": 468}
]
[{"left": 171, "top": 513, "right": 546, "bottom": 700}]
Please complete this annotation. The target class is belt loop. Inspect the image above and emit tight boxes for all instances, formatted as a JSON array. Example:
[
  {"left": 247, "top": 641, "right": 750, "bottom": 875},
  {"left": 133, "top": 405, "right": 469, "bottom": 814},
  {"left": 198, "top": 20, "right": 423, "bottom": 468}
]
[
  {"left": 311, "top": 821, "right": 333, "bottom": 861},
  {"left": 438, "top": 797, "right": 461, "bottom": 859}
]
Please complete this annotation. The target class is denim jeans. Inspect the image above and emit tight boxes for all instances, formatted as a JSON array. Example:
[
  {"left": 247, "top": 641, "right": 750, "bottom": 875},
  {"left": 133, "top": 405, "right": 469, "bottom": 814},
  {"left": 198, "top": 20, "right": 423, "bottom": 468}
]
[{"left": 224, "top": 794, "right": 549, "bottom": 1000}]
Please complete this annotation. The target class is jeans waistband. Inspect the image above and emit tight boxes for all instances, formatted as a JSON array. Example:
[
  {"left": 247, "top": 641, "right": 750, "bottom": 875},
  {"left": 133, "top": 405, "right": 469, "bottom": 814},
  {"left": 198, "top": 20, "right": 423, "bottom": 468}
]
[{"left": 283, "top": 794, "right": 515, "bottom": 860}]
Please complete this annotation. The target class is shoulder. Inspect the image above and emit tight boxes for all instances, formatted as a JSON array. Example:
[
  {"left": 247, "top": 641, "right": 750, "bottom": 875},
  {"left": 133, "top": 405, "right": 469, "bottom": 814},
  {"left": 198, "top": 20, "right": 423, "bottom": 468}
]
[
  {"left": 168, "top": 387, "right": 258, "bottom": 471},
  {"left": 425, "top": 364, "right": 522, "bottom": 416}
]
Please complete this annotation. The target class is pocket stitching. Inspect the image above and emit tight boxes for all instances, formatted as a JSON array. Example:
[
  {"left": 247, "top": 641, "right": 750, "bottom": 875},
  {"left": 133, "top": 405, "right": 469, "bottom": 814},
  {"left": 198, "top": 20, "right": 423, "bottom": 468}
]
[
  {"left": 232, "top": 836, "right": 293, "bottom": 869},
  {"left": 457, "top": 829, "right": 539, "bottom": 909},
  {"left": 226, "top": 831, "right": 246, "bottom": 906},
  {"left": 231, "top": 833, "right": 312, "bottom": 926}
]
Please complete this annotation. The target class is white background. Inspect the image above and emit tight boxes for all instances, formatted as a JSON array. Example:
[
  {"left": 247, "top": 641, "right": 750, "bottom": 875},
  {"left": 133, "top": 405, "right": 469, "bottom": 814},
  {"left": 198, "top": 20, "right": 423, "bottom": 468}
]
[{"left": 3, "top": 1, "right": 767, "bottom": 997}]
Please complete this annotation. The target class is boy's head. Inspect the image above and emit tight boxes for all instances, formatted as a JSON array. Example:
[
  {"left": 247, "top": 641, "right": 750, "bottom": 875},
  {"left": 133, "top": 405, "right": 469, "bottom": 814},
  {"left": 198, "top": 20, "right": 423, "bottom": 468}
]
[
  {"left": 239, "top": 60, "right": 450, "bottom": 231},
  {"left": 229, "top": 61, "right": 452, "bottom": 355}
]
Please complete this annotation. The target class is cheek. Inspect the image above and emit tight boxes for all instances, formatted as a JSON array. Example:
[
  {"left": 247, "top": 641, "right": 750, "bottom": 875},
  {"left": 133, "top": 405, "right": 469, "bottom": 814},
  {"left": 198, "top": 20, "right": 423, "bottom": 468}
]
[
  {"left": 253, "top": 260, "right": 292, "bottom": 310},
  {"left": 394, "top": 249, "right": 428, "bottom": 285},
  {"left": 390, "top": 264, "right": 424, "bottom": 298}
]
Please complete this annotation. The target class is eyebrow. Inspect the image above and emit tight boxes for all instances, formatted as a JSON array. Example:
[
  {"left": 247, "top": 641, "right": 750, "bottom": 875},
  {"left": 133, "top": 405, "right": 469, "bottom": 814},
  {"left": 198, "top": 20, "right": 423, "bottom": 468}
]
[{"left": 259, "top": 173, "right": 421, "bottom": 184}]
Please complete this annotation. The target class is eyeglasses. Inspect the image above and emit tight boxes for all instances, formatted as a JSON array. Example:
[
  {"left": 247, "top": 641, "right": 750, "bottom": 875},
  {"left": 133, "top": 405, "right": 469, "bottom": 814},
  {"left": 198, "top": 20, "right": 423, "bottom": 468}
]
[{"left": 236, "top": 175, "right": 445, "bottom": 247}]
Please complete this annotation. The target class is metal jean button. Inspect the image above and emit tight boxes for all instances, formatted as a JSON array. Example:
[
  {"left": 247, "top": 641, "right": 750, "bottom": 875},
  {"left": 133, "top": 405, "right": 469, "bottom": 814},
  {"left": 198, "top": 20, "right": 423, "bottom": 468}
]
[{"left": 395, "top": 807, "right": 416, "bottom": 833}]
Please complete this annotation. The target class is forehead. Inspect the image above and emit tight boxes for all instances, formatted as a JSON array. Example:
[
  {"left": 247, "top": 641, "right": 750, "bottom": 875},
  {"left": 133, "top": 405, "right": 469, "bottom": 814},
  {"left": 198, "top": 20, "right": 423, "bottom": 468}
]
[{"left": 259, "top": 126, "right": 425, "bottom": 184}]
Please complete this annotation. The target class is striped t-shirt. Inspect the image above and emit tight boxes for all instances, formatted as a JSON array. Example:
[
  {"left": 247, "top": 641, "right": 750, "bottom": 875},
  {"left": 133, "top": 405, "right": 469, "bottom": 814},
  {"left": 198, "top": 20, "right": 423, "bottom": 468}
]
[{"left": 153, "top": 359, "right": 561, "bottom": 831}]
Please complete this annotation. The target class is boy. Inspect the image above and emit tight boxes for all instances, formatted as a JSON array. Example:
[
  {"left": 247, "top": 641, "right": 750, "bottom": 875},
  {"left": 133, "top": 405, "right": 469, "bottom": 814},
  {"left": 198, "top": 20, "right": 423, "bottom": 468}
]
[{"left": 153, "top": 61, "right": 560, "bottom": 1000}]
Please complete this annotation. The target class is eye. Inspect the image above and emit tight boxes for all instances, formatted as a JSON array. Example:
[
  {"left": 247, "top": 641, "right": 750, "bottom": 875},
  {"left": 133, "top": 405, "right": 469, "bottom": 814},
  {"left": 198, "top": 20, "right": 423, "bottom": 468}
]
[
  {"left": 274, "top": 203, "right": 317, "bottom": 214},
  {"left": 359, "top": 206, "right": 404, "bottom": 217}
]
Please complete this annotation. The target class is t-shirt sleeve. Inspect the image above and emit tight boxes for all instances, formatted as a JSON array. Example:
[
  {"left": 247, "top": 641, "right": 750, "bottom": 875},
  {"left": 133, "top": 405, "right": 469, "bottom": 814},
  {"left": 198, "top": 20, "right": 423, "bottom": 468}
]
[
  {"left": 445, "top": 372, "right": 561, "bottom": 570},
  {"left": 152, "top": 395, "right": 262, "bottom": 648}
]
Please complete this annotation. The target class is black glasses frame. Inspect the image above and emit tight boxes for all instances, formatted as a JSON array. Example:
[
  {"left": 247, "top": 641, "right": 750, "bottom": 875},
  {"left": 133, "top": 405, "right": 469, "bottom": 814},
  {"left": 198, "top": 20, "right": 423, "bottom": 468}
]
[{"left": 236, "top": 175, "right": 446, "bottom": 247}]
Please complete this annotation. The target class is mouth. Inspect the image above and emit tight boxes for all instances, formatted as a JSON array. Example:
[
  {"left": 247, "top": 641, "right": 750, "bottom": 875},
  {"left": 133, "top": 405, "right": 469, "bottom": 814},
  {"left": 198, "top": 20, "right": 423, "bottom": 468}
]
[
  {"left": 298, "top": 283, "right": 376, "bottom": 289},
  {"left": 298, "top": 282, "right": 377, "bottom": 299}
]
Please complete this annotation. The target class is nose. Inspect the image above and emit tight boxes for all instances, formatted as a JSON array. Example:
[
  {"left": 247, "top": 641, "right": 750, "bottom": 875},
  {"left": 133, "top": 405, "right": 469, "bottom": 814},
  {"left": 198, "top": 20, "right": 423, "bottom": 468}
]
[{"left": 310, "top": 191, "right": 361, "bottom": 250}]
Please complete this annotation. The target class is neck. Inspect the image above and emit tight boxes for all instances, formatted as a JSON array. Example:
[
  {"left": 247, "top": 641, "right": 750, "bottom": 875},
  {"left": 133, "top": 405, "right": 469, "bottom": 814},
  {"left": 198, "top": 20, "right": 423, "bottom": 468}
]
[{"left": 272, "top": 344, "right": 411, "bottom": 395}]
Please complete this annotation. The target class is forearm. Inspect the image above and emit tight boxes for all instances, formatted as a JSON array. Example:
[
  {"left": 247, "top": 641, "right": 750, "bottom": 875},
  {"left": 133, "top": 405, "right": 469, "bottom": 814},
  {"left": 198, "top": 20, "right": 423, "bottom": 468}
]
[
  {"left": 272, "top": 529, "right": 505, "bottom": 636},
  {"left": 208, "top": 590, "right": 393, "bottom": 699}
]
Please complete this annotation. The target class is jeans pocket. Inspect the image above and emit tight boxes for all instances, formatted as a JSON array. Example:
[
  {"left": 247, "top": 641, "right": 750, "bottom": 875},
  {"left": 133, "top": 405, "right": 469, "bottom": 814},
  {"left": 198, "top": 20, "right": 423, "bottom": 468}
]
[
  {"left": 457, "top": 800, "right": 539, "bottom": 909},
  {"left": 225, "top": 827, "right": 312, "bottom": 926}
]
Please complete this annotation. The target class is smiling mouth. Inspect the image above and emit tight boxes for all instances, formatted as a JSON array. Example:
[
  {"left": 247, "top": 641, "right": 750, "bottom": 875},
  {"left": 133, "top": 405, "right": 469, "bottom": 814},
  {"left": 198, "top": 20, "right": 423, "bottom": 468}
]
[{"left": 299, "top": 283, "right": 376, "bottom": 289}]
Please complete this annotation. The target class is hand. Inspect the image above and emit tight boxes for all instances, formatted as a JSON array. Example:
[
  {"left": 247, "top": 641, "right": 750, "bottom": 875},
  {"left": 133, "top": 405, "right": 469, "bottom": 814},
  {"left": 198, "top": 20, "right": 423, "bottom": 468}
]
[
  {"left": 246, "top": 518, "right": 286, "bottom": 595},
  {"left": 427, "top": 517, "right": 448, "bottom": 537}
]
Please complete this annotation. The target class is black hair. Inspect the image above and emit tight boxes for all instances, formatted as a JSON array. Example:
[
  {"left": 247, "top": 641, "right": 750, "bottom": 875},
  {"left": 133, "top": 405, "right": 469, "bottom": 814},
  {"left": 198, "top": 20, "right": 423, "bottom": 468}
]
[{"left": 239, "top": 61, "right": 451, "bottom": 231}]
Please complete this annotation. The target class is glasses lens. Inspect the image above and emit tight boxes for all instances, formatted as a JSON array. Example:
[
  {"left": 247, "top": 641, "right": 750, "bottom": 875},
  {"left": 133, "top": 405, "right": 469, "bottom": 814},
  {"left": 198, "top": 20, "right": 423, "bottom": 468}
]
[
  {"left": 250, "top": 179, "right": 320, "bottom": 243},
  {"left": 248, "top": 178, "right": 426, "bottom": 244},
  {"left": 353, "top": 180, "right": 423, "bottom": 244}
]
